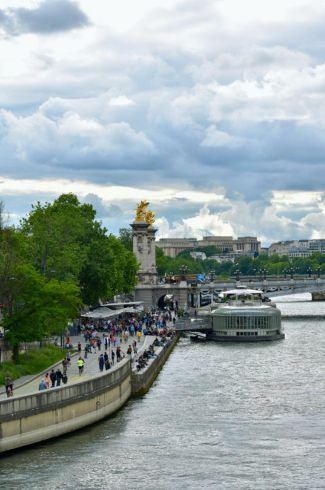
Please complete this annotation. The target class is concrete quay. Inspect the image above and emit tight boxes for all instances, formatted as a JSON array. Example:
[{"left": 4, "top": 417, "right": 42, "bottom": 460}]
[{"left": 0, "top": 331, "right": 179, "bottom": 453}]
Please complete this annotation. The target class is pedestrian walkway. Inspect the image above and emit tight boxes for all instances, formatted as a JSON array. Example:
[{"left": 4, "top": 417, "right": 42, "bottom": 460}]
[{"left": 0, "top": 333, "right": 153, "bottom": 401}]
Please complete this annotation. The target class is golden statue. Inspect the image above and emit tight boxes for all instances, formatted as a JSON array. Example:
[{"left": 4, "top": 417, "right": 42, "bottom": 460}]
[
  {"left": 135, "top": 200, "right": 155, "bottom": 224},
  {"left": 145, "top": 210, "right": 155, "bottom": 225}
]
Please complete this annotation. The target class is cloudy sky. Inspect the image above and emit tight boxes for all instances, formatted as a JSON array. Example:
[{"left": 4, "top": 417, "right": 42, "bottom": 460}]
[{"left": 0, "top": 0, "right": 325, "bottom": 245}]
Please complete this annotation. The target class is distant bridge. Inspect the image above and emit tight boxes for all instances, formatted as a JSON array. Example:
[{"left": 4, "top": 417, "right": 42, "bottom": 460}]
[
  {"left": 198, "top": 276, "right": 325, "bottom": 297},
  {"left": 134, "top": 275, "right": 325, "bottom": 308}
]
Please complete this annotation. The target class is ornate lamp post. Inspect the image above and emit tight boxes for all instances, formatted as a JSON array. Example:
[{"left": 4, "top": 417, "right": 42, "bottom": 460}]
[
  {"left": 208, "top": 270, "right": 215, "bottom": 282},
  {"left": 179, "top": 265, "right": 189, "bottom": 283}
]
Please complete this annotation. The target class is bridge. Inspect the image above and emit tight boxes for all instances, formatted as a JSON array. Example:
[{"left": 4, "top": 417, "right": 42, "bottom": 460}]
[{"left": 133, "top": 275, "right": 325, "bottom": 308}]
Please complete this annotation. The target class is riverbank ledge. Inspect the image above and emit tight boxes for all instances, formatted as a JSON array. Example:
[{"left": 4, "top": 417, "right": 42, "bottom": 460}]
[{"left": 132, "top": 333, "right": 179, "bottom": 396}]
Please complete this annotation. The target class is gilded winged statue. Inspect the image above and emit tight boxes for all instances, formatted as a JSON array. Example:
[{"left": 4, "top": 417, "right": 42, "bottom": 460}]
[{"left": 134, "top": 200, "right": 155, "bottom": 224}]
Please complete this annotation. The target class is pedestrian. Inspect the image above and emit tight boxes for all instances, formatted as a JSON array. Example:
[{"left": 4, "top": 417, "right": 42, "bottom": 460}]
[
  {"left": 97, "top": 338, "right": 102, "bottom": 351},
  {"left": 62, "top": 358, "right": 68, "bottom": 376},
  {"left": 105, "top": 358, "right": 111, "bottom": 370},
  {"left": 111, "top": 349, "right": 115, "bottom": 365},
  {"left": 92, "top": 339, "right": 96, "bottom": 353},
  {"left": 127, "top": 345, "right": 132, "bottom": 357},
  {"left": 116, "top": 346, "right": 121, "bottom": 362},
  {"left": 66, "top": 351, "right": 71, "bottom": 366},
  {"left": 62, "top": 373, "right": 68, "bottom": 385},
  {"left": 44, "top": 372, "right": 51, "bottom": 388},
  {"left": 77, "top": 357, "right": 85, "bottom": 375},
  {"left": 98, "top": 353, "right": 104, "bottom": 372},
  {"left": 39, "top": 379, "right": 47, "bottom": 390},
  {"left": 104, "top": 336, "right": 108, "bottom": 350},
  {"left": 5, "top": 375, "right": 14, "bottom": 397},
  {"left": 56, "top": 368, "right": 63, "bottom": 387},
  {"left": 49, "top": 369, "right": 57, "bottom": 388},
  {"left": 84, "top": 346, "right": 88, "bottom": 359},
  {"left": 78, "top": 342, "right": 81, "bottom": 353}
]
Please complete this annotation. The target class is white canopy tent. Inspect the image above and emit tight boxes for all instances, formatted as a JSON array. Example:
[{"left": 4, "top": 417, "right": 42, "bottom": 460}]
[{"left": 80, "top": 304, "right": 144, "bottom": 320}]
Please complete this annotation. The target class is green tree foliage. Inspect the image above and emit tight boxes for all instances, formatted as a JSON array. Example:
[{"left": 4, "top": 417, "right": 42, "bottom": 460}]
[
  {"left": 80, "top": 233, "right": 138, "bottom": 305},
  {"left": 20, "top": 194, "right": 138, "bottom": 305},
  {"left": 118, "top": 227, "right": 133, "bottom": 251},
  {"left": 0, "top": 228, "right": 80, "bottom": 360},
  {"left": 20, "top": 194, "right": 95, "bottom": 281}
]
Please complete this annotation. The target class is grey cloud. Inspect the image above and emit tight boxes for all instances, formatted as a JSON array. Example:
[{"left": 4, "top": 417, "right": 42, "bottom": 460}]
[
  {"left": 82, "top": 194, "right": 123, "bottom": 219},
  {"left": 0, "top": 0, "right": 89, "bottom": 36}
]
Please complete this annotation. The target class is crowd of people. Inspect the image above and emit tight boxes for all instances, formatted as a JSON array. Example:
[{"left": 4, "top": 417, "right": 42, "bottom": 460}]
[{"left": 1, "top": 310, "right": 177, "bottom": 396}]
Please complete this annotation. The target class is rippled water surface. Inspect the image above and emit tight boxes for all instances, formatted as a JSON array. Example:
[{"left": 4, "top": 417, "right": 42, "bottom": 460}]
[{"left": 1, "top": 300, "right": 325, "bottom": 489}]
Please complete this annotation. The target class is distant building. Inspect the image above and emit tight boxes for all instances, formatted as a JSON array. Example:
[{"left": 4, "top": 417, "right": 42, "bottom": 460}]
[
  {"left": 190, "top": 251, "right": 207, "bottom": 260},
  {"left": 156, "top": 235, "right": 261, "bottom": 258},
  {"left": 268, "top": 239, "right": 325, "bottom": 257},
  {"left": 210, "top": 255, "right": 236, "bottom": 263}
]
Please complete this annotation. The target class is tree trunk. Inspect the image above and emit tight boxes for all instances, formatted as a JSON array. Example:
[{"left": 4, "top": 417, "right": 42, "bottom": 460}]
[{"left": 12, "top": 342, "right": 19, "bottom": 362}]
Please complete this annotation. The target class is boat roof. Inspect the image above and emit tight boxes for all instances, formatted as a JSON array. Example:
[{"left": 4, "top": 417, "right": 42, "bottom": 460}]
[{"left": 219, "top": 288, "right": 263, "bottom": 297}]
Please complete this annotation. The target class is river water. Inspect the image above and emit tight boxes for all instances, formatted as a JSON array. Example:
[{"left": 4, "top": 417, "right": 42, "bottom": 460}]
[{"left": 1, "top": 295, "right": 325, "bottom": 490}]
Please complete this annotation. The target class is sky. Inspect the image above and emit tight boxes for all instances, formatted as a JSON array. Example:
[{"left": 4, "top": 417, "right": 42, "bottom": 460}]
[{"left": 0, "top": 0, "right": 325, "bottom": 246}]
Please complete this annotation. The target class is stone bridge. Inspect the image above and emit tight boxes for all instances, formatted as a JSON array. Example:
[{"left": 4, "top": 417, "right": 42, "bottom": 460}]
[{"left": 133, "top": 276, "right": 325, "bottom": 308}]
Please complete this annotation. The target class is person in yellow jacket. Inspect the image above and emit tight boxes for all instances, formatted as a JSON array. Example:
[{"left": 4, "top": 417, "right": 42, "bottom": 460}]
[
  {"left": 77, "top": 357, "right": 85, "bottom": 375},
  {"left": 136, "top": 330, "right": 142, "bottom": 343}
]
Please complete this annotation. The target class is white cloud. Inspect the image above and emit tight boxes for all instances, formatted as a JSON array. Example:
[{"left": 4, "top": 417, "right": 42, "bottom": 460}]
[
  {"left": 1, "top": 0, "right": 325, "bottom": 244},
  {"left": 201, "top": 125, "right": 244, "bottom": 148}
]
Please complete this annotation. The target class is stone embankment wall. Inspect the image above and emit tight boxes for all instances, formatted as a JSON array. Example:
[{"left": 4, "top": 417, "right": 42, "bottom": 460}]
[
  {"left": 0, "top": 360, "right": 131, "bottom": 453},
  {"left": 131, "top": 334, "right": 179, "bottom": 396},
  {"left": 0, "top": 334, "right": 179, "bottom": 454}
]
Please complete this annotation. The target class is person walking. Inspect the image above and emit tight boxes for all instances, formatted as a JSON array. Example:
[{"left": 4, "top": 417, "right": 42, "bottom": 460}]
[
  {"left": 5, "top": 376, "right": 14, "bottom": 397},
  {"left": 44, "top": 372, "right": 51, "bottom": 388},
  {"left": 49, "top": 369, "right": 57, "bottom": 388},
  {"left": 127, "top": 345, "right": 132, "bottom": 358},
  {"left": 111, "top": 349, "right": 115, "bottom": 365},
  {"left": 98, "top": 353, "right": 105, "bottom": 372},
  {"left": 104, "top": 351, "right": 111, "bottom": 370},
  {"left": 77, "top": 342, "right": 82, "bottom": 353},
  {"left": 116, "top": 346, "right": 121, "bottom": 362},
  {"left": 62, "top": 358, "right": 68, "bottom": 376},
  {"left": 55, "top": 368, "right": 63, "bottom": 387},
  {"left": 97, "top": 338, "right": 102, "bottom": 351},
  {"left": 77, "top": 357, "right": 85, "bottom": 375}
]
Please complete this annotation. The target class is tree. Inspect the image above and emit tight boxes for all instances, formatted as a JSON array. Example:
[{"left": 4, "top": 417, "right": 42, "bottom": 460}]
[
  {"left": 0, "top": 227, "right": 80, "bottom": 360},
  {"left": 21, "top": 194, "right": 139, "bottom": 306},
  {"left": 118, "top": 228, "right": 133, "bottom": 251},
  {"left": 20, "top": 194, "right": 96, "bottom": 281}
]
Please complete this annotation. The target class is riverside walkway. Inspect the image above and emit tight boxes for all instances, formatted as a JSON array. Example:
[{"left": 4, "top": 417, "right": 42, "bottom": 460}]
[{"left": 0, "top": 333, "right": 155, "bottom": 401}]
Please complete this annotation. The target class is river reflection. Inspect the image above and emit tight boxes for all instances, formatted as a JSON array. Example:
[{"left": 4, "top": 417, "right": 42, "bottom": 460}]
[{"left": 1, "top": 301, "right": 325, "bottom": 490}]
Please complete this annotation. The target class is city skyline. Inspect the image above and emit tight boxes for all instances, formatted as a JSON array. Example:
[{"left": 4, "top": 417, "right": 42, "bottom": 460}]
[{"left": 0, "top": 0, "right": 325, "bottom": 245}]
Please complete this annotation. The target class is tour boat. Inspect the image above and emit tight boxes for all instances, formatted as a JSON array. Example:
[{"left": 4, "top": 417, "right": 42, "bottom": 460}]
[{"left": 206, "top": 287, "right": 285, "bottom": 342}]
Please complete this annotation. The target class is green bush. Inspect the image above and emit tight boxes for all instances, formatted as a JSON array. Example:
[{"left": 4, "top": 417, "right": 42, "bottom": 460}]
[{"left": 0, "top": 345, "right": 66, "bottom": 385}]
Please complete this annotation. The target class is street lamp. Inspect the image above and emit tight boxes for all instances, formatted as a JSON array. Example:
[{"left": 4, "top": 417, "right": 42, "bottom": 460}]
[
  {"left": 179, "top": 265, "right": 189, "bottom": 281},
  {"left": 316, "top": 266, "right": 321, "bottom": 279},
  {"left": 208, "top": 270, "right": 215, "bottom": 282}
]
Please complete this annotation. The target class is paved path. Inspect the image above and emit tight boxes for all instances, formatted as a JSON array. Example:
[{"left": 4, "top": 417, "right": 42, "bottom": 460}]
[{"left": 0, "top": 333, "right": 154, "bottom": 400}]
